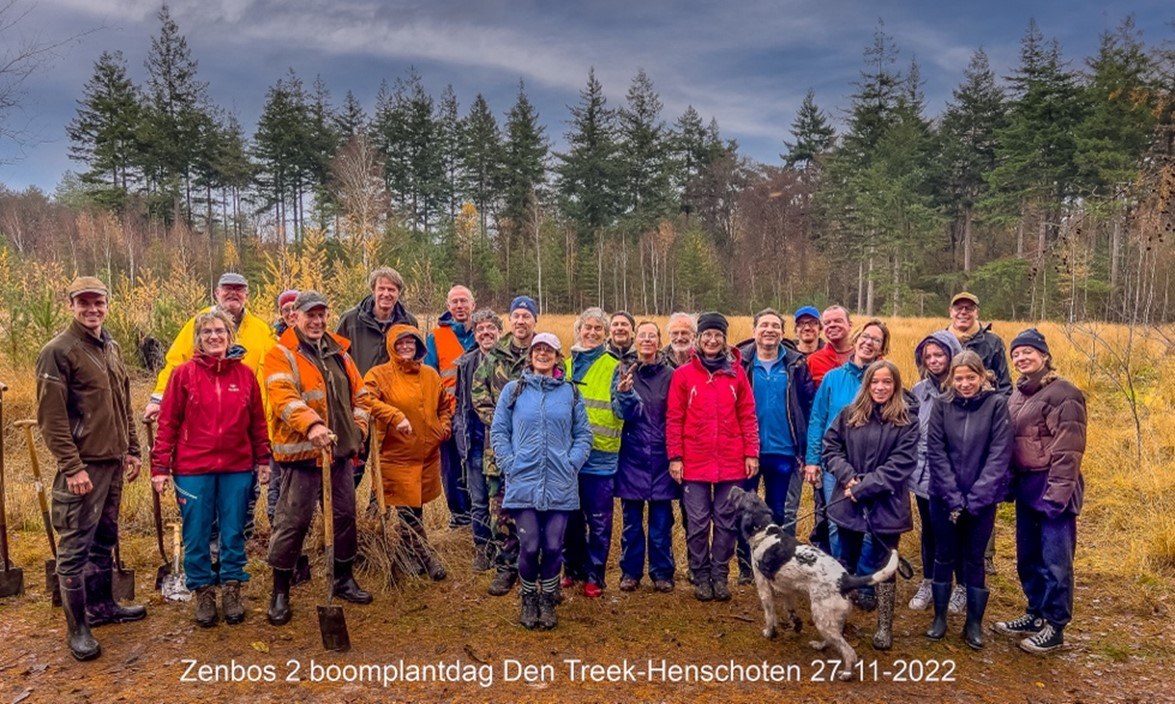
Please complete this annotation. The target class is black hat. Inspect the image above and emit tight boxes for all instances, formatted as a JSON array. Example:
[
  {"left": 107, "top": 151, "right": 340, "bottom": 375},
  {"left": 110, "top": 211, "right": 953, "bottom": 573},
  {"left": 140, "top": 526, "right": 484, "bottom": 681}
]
[
  {"left": 1010, "top": 328, "right": 1050, "bottom": 357},
  {"left": 697, "top": 312, "right": 728, "bottom": 336}
]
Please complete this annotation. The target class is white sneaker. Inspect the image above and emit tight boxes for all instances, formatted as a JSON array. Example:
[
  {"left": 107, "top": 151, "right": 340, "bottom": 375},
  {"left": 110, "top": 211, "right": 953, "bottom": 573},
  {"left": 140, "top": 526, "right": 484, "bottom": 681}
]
[
  {"left": 947, "top": 584, "right": 966, "bottom": 614},
  {"left": 908, "top": 579, "right": 932, "bottom": 610}
]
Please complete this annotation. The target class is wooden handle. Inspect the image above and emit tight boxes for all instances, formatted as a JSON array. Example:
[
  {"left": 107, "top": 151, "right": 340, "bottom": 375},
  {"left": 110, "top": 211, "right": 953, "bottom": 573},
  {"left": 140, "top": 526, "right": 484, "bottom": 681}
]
[
  {"left": 321, "top": 448, "right": 333, "bottom": 549},
  {"left": 371, "top": 429, "right": 386, "bottom": 514},
  {"left": 16, "top": 422, "right": 49, "bottom": 512}
]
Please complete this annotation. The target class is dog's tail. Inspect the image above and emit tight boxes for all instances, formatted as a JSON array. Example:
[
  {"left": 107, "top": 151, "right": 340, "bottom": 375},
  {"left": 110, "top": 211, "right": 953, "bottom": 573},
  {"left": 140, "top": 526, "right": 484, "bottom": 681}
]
[{"left": 837, "top": 550, "right": 900, "bottom": 595}]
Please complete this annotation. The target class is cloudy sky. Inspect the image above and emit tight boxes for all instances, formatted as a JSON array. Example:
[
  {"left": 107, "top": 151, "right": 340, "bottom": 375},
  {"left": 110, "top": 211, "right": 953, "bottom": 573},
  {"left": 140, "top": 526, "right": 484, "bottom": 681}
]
[{"left": 1, "top": 0, "right": 1171, "bottom": 191}]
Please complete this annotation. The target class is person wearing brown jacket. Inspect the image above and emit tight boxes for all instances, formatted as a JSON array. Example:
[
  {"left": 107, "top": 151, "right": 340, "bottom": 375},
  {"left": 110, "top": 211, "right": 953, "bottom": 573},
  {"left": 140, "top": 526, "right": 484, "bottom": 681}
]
[
  {"left": 35, "top": 276, "right": 146, "bottom": 661},
  {"left": 364, "top": 324, "right": 454, "bottom": 581},
  {"left": 994, "top": 328, "right": 1087, "bottom": 655}
]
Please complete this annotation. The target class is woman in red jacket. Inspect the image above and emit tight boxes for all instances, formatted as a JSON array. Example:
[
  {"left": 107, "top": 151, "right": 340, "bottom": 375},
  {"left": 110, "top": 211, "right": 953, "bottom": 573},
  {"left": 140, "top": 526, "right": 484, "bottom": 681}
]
[
  {"left": 151, "top": 310, "right": 270, "bottom": 628},
  {"left": 667, "top": 312, "right": 760, "bottom": 602}
]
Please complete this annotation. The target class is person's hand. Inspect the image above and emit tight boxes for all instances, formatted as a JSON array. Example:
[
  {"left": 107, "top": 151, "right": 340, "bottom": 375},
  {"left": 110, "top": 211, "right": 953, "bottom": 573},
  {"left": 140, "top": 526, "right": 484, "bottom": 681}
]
[
  {"left": 308, "top": 423, "right": 333, "bottom": 448},
  {"left": 124, "top": 454, "right": 142, "bottom": 482},
  {"left": 669, "top": 460, "right": 684, "bottom": 484},
  {"left": 257, "top": 464, "right": 271, "bottom": 484},
  {"left": 844, "top": 477, "right": 860, "bottom": 502},
  {"left": 66, "top": 470, "right": 94, "bottom": 496},
  {"left": 949, "top": 508, "right": 962, "bottom": 524},
  {"left": 616, "top": 365, "right": 635, "bottom": 393},
  {"left": 802, "top": 464, "right": 821, "bottom": 485},
  {"left": 745, "top": 457, "right": 760, "bottom": 478},
  {"left": 396, "top": 417, "right": 413, "bottom": 435},
  {"left": 143, "top": 402, "right": 161, "bottom": 422},
  {"left": 151, "top": 474, "right": 170, "bottom": 494}
]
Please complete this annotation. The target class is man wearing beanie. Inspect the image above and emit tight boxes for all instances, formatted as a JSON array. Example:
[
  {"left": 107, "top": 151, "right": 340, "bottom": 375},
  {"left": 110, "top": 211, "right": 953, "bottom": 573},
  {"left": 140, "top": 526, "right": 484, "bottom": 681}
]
[
  {"left": 469, "top": 294, "right": 538, "bottom": 595},
  {"left": 274, "top": 289, "right": 299, "bottom": 337},
  {"left": 36, "top": 276, "right": 146, "bottom": 661}
]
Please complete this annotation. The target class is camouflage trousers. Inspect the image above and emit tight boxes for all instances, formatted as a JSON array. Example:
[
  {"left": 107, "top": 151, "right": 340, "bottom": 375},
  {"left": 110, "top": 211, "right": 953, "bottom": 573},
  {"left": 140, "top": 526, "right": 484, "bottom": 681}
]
[{"left": 486, "top": 475, "right": 518, "bottom": 573}]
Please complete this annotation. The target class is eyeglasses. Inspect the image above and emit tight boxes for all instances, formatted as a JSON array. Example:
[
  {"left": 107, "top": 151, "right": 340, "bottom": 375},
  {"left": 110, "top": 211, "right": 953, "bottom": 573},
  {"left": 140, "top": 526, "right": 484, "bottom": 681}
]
[
  {"left": 796, "top": 319, "right": 820, "bottom": 328},
  {"left": 636, "top": 333, "right": 660, "bottom": 341},
  {"left": 200, "top": 328, "right": 229, "bottom": 338},
  {"left": 858, "top": 333, "right": 884, "bottom": 345},
  {"left": 699, "top": 331, "right": 725, "bottom": 342}
]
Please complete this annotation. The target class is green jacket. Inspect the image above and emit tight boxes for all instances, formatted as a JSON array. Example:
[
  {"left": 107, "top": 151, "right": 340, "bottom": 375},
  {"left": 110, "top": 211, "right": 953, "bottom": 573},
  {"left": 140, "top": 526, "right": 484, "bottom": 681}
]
[{"left": 36, "top": 321, "right": 140, "bottom": 476}]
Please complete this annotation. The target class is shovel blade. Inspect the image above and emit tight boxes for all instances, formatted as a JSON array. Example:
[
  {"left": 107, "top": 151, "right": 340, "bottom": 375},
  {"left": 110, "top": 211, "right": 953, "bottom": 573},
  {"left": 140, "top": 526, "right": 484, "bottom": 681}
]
[
  {"left": 154, "top": 564, "right": 170, "bottom": 591},
  {"left": 0, "top": 566, "right": 23, "bottom": 598},
  {"left": 45, "top": 559, "right": 60, "bottom": 607},
  {"left": 112, "top": 568, "right": 136, "bottom": 601},
  {"left": 317, "top": 604, "right": 350, "bottom": 652},
  {"left": 161, "top": 573, "right": 192, "bottom": 602}
]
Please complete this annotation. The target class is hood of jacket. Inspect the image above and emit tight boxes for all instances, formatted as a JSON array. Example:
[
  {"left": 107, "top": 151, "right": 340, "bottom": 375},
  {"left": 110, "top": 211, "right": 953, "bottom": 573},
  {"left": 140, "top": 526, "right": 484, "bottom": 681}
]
[
  {"left": 385, "top": 323, "right": 427, "bottom": 365},
  {"left": 915, "top": 330, "right": 963, "bottom": 379}
]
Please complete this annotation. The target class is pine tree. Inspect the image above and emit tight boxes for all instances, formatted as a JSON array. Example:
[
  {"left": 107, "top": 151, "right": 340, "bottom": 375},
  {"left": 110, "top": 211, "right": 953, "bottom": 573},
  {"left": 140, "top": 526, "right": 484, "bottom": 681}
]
[
  {"left": 436, "top": 84, "right": 462, "bottom": 221},
  {"left": 556, "top": 68, "right": 621, "bottom": 243},
  {"left": 335, "top": 89, "right": 368, "bottom": 140},
  {"left": 67, "top": 50, "right": 143, "bottom": 207},
  {"left": 617, "top": 69, "right": 673, "bottom": 223},
  {"left": 783, "top": 89, "right": 836, "bottom": 169},
  {"left": 459, "top": 93, "right": 502, "bottom": 232},
  {"left": 499, "top": 80, "right": 547, "bottom": 230}
]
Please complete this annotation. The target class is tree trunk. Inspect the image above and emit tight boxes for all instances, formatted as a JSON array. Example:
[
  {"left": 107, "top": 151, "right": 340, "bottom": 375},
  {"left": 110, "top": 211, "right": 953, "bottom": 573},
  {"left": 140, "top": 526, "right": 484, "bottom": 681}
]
[
  {"left": 866, "top": 252, "right": 875, "bottom": 316},
  {"left": 856, "top": 259, "right": 864, "bottom": 314},
  {"left": 962, "top": 205, "right": 973, "bottom": 273}
]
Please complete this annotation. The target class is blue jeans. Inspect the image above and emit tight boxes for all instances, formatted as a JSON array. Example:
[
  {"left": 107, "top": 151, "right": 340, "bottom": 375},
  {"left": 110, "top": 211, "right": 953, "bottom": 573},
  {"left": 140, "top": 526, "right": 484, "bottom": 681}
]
[
  {"left": 619, "top": 499, "right": 676, "bottom": 582},
  {"left": 563, "top": 473, "right": 615, "bottom": 586},
  {"left": 440, "top": 439, "right": 471, "bottom": 522},
  {"left": 736, "top": 455, "right": 795, "bottom": 573},
  {"left": 822, "top": 469, "right": 841, "bottom": 557},
  {"left": 174, "top": 471, "right": 253, "bottom": 590},
  {"left": 466, "top": 449, "right": 491, "bottom": 547},
  {"left": 1015, "top": 501, "right": 1076, "bottom": 628}
]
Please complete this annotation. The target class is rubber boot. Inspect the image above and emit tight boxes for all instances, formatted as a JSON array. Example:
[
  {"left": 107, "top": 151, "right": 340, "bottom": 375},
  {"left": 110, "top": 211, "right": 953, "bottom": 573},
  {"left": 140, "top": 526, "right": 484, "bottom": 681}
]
[
  {"left": 60, "top": 575, "right": 101, "bottom": 661},
  {"left": 871, "top": 581, "right": 895, "bottom": 650},
  {"left": 333, "top": 560, "right": 373, "bottom": 604},
  {"left": 85, "top": 568, "right": 147, "bottom": 627},
  {"left": 267, "top": 568, "right": 292, "bottom": 626},
  {"left": 963, "top": 586, "right": 989, "bottom": 650},
  {"left": 926, "top": 582, "right": 952, "bottom": 640}
]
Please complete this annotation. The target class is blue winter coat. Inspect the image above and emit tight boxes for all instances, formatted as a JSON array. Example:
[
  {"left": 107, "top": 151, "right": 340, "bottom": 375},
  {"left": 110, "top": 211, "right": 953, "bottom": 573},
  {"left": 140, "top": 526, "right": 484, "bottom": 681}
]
[
  {"left": 491, "top": 371, "right": 593, "bottom": 511},
  {"left": 611, "top": 357, "right": 679, "bottom": 502},
  {"left": 909, "top": 331, "right": 964, "bottom": 499},
  {"left": 927, "top": 388, "right": 1013, "bottom": 514},
  {"left": 805, "top": 359, "right": 867, "bottom": 466}
]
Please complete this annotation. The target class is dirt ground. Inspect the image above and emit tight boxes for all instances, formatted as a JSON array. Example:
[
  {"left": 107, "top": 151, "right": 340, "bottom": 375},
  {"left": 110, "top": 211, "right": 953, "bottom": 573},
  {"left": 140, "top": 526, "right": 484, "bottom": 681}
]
[{"left": 1, "top": 519, "right": 1172, "bottom": 704}]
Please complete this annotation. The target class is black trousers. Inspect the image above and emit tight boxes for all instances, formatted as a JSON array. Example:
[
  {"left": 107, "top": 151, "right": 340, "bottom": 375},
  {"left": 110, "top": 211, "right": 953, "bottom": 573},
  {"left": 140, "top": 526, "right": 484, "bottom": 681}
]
[
  {"left": 52, "top": 459, "right": 123, "bottom": 578},
  {"left": 267, "top": 458, "right": 357, "bottom": 570}
]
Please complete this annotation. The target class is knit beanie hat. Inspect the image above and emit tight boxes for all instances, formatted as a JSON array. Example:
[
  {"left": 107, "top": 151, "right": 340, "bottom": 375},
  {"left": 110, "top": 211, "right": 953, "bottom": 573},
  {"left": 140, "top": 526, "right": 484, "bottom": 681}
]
[
  {"left": 697, "top": 312, "right": 728, "bottom": 336},
  {"left": 1010, "top": 328, "right": 1050, "bottom": 357}
]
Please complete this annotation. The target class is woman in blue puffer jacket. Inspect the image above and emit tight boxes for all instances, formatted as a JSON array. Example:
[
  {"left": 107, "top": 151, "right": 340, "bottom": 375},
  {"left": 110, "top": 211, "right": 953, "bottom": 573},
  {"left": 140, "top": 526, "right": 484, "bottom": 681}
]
[{"left": 491, "top": 333, "right": 593, "bottom": 631}]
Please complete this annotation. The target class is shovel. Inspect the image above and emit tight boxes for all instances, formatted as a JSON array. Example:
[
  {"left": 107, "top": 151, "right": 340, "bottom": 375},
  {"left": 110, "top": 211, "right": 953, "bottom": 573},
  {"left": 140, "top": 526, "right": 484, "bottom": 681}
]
[
  {"left": 15, "top": 420, "right": 60, "bottom": 606},
  {"left": 0, "top": 382, "right": 24, "bottom": 598},
  {"left": 161, "top": 521, "right": 191, "bottom": 602},
  {"left": 370, "top": 429, "right": 392, "bottom": 561},
  {"left": 316, "top": 444, "right": 350, "bottom": 652},
  {"left": 143, "top": 421, "right": 174, "bottom": 591},
  {"left": 112, "top": 540, "right": 135, "bottom": 601}
]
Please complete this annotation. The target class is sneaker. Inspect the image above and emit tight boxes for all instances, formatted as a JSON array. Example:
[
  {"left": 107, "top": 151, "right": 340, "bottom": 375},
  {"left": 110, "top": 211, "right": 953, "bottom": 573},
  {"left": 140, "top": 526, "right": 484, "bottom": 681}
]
[
  {"left": 908, "top": 579, "right": 932, "bottom": 610},
  {"left": 948, "top": 584, "right": 966, "bottom": 615},
  {"left": 712, "top": 579, "right": 731, "bottom": 602},
  {"left": 994, "top": 613, "right": 1044, "bottom": 636},
  {"left": 560, "top": 576, "right": 576, "bottom": 590},
  {"left": 448, "top": 513, "right": 472, "bottom": 529},
  {"left": 583, "top": 582, "right": 603, "bottom": 599},
  {"left": 519, "top": 592, "right": 539, "bottom": 630},
  {"left": 619, "top": 576, "right": 639, "bottom": 592},
  {"left": 1019, "top": 623, "right": 1064, "bottom": 654},
  {"left": 653, "top": 579, "right": 675, "bottom": 593},
  {"left": 694, "top": 580, "right": 714, "bottom": 602}
]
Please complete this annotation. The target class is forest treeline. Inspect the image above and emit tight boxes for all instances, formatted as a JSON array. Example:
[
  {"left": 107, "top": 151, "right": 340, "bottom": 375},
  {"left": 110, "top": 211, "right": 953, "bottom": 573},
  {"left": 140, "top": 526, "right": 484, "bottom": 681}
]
[{"left": 2, "top": 6, "right": 1174, "bottom": 322}]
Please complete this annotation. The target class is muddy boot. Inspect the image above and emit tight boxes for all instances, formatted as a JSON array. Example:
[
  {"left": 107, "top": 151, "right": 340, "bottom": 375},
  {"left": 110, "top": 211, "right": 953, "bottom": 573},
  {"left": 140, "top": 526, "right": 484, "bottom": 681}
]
[
  {"left": 413, "top": 525, "right": 446, "bottom": 581},
  {"left": 267, "top": 568, "right": 292, "bottom": 626},
  {"left": 519, "top": 584, "right": 539, "bottom": 629},
  {"left": 222, "top": 580, "right": 245, "bottom": 625},
  {"left": 60, "top": 575, "right": 100, "bottom": 661},
  {"left": 84, "top": 568, "right": 147, "bottom": 627},
  {"left": 398, "top": 525, "right": 425, "bottom": 576},
  {"left": 926, "top": 582, "right": 952, "bottom": 641},
  {"left": 539, "top": 590, "right": 558, "bottom": 630},
  {"left": 472, "top": 543, "right": 495, "bottom": 573},
  {"left": 194, "top": 586, "right": 219, "bottom": 628},
  {"left": 963, "top": 586, "right": 989, "bottom": 650},
  {"left": 871, "top": 582, "right": 895, "bottom": 651},
  {"left": 333, "top": 560, "right": 373, "bottom": 604},
  {"left": 488, "top": 569, "right": 518, "bottom": 597}
]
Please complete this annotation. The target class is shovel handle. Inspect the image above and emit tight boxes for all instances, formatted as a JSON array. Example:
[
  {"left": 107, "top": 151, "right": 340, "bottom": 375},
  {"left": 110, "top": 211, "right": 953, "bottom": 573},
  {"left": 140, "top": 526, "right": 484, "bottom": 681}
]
[
  {"left": 15, "top": 421, "right": 56, "bottom": 558},
  {"left": 370, "top": 429, "right": 386, "bottom": 515},
  {"left": 321, "top": 448, "right": 333, "bottom": 549},
  {"left": 144, "top": 421, "right": 169, "bottom": 563}
]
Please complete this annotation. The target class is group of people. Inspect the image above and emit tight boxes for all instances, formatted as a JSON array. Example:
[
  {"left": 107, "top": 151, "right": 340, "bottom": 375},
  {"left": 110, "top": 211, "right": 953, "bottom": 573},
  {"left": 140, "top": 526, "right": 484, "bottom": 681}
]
[{"left": 33, "top": 270, "right": 1086, "bottom": 664}]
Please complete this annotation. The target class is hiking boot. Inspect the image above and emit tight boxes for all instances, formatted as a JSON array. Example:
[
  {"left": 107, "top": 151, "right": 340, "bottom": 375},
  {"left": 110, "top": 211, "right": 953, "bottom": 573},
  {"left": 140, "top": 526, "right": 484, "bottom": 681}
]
[
  {"left": 85, "top": 569, "right": 147, "bottom": 627},
  {"left": 488, "top": 570, "right": 518, "bottom": 597},
  {"left": 871, "top": 582, "right": 895, "bottom": 650},
  {"left": 267, "top": 569, "right": 292, "bottom": 626},
  {"left": 195, "top": 586, "right": 219, "bottom": 628},
  {"left": 694, "top": 579, "right": 714, "bottom": 602},
  {"left": 653, "top": 579, "right": 675, "bottom": 593},
  {"left": 712, "top": 578, "right": 731, "bottom": 602},
  {"left": 222, "top": 580, "right": 245, "bottom": 625},
  {"left": 519, "top": 591, "right": 540, "bottom": 630},
  {"left": 472, "top": 544, "right": 495, "bottom": 573},
  {"left": 418, "top": 547, "right": 447, "bottom": 581},
  {"left": 963, "top": 586, "right": 989, "bottom": 650},
  {"left": 1020, "top": 622, "right": 1064, "bottom": 654},
  {"left": 994, "top": 613, "right": 1043, "bottom": 636},
  {"left": 538, "top": 591, "right": 558, "bottom": 630},
  {"left": 908, "top": 579, "right": 933, "bottom": 611},
  {"left": 583, "top": 582, "right": 603, "bottom": 599},
  {"left": 333, "top": 561, "right": 373, "bottom": 605},
  {"left": 619, "top": 576, "right": 639, "bottom": 592},
  {"left": 60, "top": 575, "right": 100, "bottom": 661},
  {"left": 926, "top": 582, "right": 952, "bottom": 641},
  {"left": 948, "top": 584, "right": 966, "bottom": 615}
]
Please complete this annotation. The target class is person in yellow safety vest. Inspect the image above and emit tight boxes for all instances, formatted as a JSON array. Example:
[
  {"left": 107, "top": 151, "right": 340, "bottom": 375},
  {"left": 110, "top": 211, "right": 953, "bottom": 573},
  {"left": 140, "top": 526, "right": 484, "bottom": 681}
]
[
  {"left": 424, "top": 285, "right": 478, "bottom": 528},
  {"left": 561, "top": 306, "right": 625, "bottom": 599},
  {"left": 141, "top": 272, "right": 277, "bottom": 542}
]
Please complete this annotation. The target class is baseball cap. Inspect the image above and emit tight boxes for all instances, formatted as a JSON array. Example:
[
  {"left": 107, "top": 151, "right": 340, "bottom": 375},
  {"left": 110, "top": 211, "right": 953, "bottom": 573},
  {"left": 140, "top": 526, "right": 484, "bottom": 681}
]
[
  {"left": 293, "top": 290, "right": 329, "bottom": 312},
  {"left": 794, "top": 305, "right": 821, "bottom": 323},
  {"left": 950, "top": 292, "right": 979, "bottom": 307},
  {"left": 67, "top": 276, "right": 109, "bottom": 301},
  {"left": 217, "top": 272, "right": 248, "bottom": 287},
  {"left": 529, "top": 332, "right": 562, "bottom": 353}
]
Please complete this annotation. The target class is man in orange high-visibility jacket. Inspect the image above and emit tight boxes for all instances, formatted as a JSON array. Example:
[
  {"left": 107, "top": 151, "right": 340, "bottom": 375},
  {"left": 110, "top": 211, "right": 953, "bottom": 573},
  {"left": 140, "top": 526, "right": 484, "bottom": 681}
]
[
  {"left": 263, "top": 291, "right": 373, "bottom": 626},
  {"left": 423, "top": 285, "right": 478, "bottom": 528}
]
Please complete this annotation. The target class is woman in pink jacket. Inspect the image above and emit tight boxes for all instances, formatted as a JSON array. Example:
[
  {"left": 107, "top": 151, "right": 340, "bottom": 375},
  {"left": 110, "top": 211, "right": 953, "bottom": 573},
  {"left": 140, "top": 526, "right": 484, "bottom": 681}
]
[{"left": 666, "top": 312, "right": 760, "bottom": 602}]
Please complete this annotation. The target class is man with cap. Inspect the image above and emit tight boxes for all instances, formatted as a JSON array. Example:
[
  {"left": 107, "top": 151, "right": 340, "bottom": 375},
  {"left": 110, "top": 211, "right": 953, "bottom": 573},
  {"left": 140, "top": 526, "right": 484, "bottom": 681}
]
[
  {"left": 470, "top": 294, "right": 538, "bottom": 595},
  {"left": 423, "top": 285, "right": 478, "bottom": 528},
  {"left": 263, "top": 291, "right": 374, "bottom": 625},
  {"left": 947, "top": 292, "right": 1011, "bottom": 397},
  {"left": 36, "top": 276, "right": 146, "bottom": 661},
  {"left": 793, "top": 306, "right": 825, "bottom": 357},
  {"left": 806, "top": 305, "right": 853, "bottom": 387}
]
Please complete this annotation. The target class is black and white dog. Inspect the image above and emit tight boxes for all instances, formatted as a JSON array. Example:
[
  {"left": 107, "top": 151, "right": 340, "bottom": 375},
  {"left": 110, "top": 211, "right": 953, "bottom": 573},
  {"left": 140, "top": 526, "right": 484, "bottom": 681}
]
[{"left": 729, "top": 486, "right": 899, "bottom": 679}]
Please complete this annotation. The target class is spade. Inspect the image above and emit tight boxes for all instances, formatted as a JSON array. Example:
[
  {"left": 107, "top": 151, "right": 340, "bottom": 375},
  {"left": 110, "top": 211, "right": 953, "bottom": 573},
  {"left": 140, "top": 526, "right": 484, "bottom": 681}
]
[
  {"left": 14, "top": 420, "right": 59, "bottom": 606},
  {"left": 0, "top": 381, "right": 25, "bottom": 598},
  {"left": 316, "top": 445, "right": 350, "bottom": 652}
]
